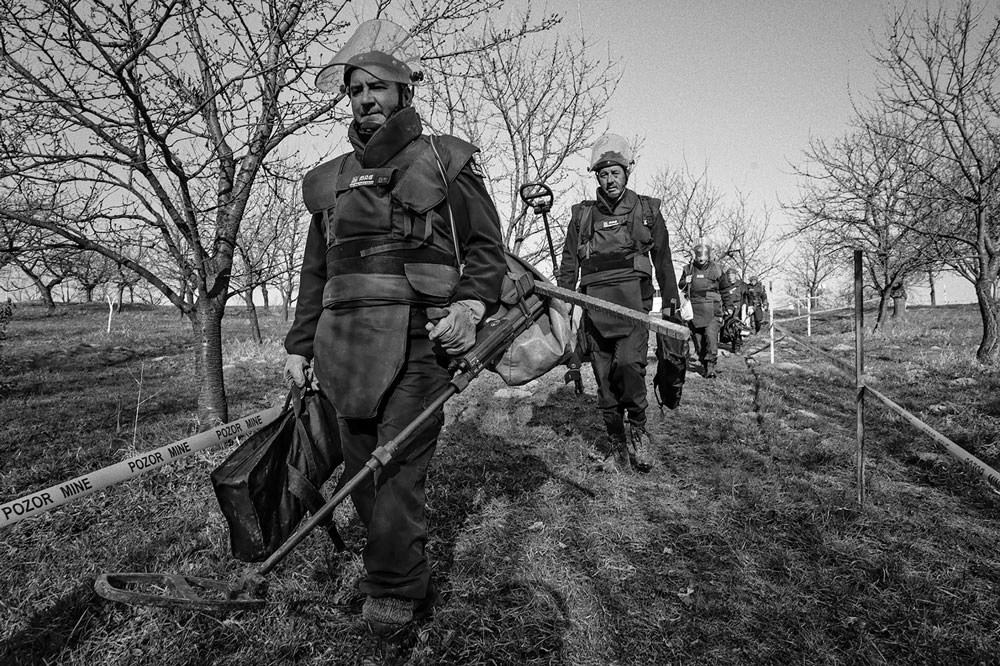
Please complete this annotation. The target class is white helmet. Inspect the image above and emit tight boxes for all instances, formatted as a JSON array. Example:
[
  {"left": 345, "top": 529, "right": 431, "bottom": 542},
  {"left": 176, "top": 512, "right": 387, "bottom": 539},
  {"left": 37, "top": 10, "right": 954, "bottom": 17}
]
[
  {"left": 589, "top": 133, "right": 633, "bottom": 172},
  {"left": 316, "top": 19, "right": 424, "bottom": 93}
]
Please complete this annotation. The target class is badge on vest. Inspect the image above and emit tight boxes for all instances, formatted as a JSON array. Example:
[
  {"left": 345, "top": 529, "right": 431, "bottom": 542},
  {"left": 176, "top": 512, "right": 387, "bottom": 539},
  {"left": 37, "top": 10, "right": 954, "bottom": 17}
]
[
  {"left": 348, "top": 170, "right": 393, "bottom": 189},
  {"left": 601, "top": 218, "right": 622, "bottom": 230}
]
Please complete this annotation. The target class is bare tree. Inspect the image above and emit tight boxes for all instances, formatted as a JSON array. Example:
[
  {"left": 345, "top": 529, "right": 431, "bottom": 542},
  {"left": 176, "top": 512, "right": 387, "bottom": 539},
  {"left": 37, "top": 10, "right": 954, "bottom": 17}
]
[
  {"left": 414, "top": 6, "right": 620, "bottom": 272},
  {"left": 783, "top": 230, "right": 846, "bottom": 309},
  {"left": 650, "top": 163, "right": 776, "bottom": 281},
  {"left": 872, "top": 0, "right": 1000, "bottom": 359},
  {"left": 787, "top": 112, "right": 943, "bottom": 329},
  {"left": 0, "top": 0, "right": 557, "bottom": 422}
]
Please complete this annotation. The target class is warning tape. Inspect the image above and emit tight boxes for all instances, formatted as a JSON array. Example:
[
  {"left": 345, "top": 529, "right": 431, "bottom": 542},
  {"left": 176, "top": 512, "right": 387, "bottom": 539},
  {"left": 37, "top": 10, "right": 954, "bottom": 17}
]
[{"left": 0, "top": 405, "right": 282, "bottom": 528}]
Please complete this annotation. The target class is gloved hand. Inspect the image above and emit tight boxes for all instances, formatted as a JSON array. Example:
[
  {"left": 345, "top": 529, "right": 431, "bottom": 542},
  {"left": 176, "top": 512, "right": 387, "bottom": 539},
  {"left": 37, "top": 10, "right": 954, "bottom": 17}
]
[
  {"left": 426, "top": 300, "right": 483, "bottom": 355},
  {"left": 723, "top": 306, "right": 735, "bottom": 317},
  {"left": 563, "top": 363, "right": 583, "bottom": 394},
  {"left": 284, "top": 354, "right": 320, "bottom": 390}
]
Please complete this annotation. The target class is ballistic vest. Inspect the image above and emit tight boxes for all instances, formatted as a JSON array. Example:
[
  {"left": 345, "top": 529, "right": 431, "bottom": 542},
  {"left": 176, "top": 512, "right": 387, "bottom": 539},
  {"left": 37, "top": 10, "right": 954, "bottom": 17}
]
[
  {"left": 573, "top": 194, "right": 657, "bottom": 288},
  {"left": 301, "top": 135, "right": 477, "bottom": 309}
]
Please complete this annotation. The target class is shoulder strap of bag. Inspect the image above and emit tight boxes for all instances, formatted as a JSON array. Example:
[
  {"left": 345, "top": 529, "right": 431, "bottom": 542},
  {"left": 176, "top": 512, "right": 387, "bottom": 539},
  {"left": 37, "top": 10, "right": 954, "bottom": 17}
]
[{"left": 429, "top": 135, "right": 463, "bottom": 274}]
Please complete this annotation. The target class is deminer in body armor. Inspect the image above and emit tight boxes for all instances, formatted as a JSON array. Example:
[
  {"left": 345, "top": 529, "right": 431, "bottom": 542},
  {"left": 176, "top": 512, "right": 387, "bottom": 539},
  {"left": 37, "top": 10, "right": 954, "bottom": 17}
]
[
  {"left": 722, "top": 267, "right": 749, "bottom": 353},
  {"left": 747, "top": 275, "right": 769, "bottom": 332},
  {"left": 557, "top": 133, "right": 682, "bottom": 474},
  {"left": 678, "top": 243, "right": 734, "bottom": 378},
  {"left": 282, "top": 19, "right": 506, "bottom": 641}
]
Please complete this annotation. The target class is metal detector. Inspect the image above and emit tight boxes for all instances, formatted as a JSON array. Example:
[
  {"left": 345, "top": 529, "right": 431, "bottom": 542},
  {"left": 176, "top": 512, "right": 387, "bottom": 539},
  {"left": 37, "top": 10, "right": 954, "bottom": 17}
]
[
  {"left": 517, "top": 182, "right": 558, "bottom": 272},
  {"left": 94, "top": 288, "right": 547, "bottom": 612}
]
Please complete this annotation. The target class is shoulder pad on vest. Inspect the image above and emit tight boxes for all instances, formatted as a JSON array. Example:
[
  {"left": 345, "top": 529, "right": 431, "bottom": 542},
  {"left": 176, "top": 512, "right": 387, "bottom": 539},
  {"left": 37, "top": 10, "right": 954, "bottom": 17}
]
[
  {"left": 392, "top": 135, "right": 478, "bottom": 214},
  {"left": 570, "top": 201, "right": 595, "bottom": 229},
  {"left": 433, "top": 135, "right": 479, "bottom": 179},
  {"left": 302, "top": 154, "right": 348, "bottom": 214}
]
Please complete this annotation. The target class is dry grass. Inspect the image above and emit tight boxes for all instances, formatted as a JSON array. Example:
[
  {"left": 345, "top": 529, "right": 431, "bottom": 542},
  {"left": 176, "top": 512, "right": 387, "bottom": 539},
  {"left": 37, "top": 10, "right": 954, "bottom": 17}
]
[{"left": 1, "top": 301, "right": 999, "bottom": 665}]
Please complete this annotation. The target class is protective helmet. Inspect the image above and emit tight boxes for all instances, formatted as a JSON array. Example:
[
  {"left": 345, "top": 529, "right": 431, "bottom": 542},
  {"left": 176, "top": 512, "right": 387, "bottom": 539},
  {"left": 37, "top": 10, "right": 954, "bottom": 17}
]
[
  {"left": 316, "top": 19, "right": 424, "bottom": 93},
  {"left": 693, "top": 243, "right": 711, "bottom": 266},
  {"left": 748, "top": 275, "right": 759, "bottom": 284},
  {"left": 725, "top": 267, "right": 739, "bottom": 283},
  {"left": 589, "top": 133, "right": 633, "bottom": 172}
]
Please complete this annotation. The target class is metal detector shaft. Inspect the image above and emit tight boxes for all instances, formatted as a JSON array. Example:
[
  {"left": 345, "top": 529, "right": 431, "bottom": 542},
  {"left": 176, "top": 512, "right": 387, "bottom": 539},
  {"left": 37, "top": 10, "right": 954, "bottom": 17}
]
[
  {"left": 541, "top": 212, "right": 558, "bottom": 273},
  {"left": 256, "top": 293, "right": 546, "bottom": 579},
  {"left": 532, "top": 281, "right": 690, "bottom": 341},
  {"left": 95, "top": 280, "right": 549, "bottom": 610},
  {"left": 256, "top": 383, "right": 458, "bottom": 577}
]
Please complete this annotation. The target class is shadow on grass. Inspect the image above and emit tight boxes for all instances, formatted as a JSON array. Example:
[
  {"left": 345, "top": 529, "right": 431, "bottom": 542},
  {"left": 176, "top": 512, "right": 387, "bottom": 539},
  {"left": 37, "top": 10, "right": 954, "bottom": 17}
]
[{"left": 0, "top": 582, "right": 102, "bottom": 666}]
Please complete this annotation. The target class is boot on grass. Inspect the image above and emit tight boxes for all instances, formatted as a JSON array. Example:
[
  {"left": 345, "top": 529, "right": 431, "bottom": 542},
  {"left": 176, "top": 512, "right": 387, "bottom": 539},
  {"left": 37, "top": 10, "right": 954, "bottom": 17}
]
[{"left": 627, "top": 421, "right": 654, "bottom": 472}]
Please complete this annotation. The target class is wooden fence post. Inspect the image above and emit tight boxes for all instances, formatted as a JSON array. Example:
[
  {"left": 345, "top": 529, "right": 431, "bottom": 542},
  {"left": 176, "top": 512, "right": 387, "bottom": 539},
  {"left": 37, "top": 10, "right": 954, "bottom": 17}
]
[{"left": 854, "top": 249, "right": 865, "bottom": 507}]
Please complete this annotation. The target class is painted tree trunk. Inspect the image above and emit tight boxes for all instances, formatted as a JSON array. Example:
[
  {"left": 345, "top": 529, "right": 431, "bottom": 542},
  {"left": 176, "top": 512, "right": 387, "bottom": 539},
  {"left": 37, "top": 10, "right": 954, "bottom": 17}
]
[
  {"left": 974, "top": 280, "right": 999, "bottom": 365},
  {"left": 191, "top": 298, "right": 229, "bottom": 424}
]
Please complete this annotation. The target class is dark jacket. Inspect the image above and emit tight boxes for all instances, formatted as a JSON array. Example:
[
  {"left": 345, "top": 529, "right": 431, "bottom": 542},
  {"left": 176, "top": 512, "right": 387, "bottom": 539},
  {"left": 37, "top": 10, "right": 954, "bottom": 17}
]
[
  {"left": 285, "top": 107, "right": 506, "bottom": 359},
  {"left": 556, "top": 188, "right": 679, "bottom": 337},
  {"left": 679, "top": 261, "right": 733, "bottom": 328}
]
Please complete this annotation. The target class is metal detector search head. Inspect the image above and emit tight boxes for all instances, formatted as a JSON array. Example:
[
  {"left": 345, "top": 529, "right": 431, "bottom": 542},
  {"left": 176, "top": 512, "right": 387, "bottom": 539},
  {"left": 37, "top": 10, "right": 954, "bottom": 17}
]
[
  {"left": 95, "top": 571, "right": 268, "bottom": 612},
  {"left": 519, "top": 182, "right": 553, "bottom": 215}
]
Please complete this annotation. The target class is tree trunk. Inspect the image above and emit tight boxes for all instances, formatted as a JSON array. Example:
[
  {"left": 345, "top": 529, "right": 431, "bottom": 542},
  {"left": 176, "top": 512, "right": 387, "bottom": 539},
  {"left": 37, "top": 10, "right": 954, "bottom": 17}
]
[
  {"left": 261, "top": 284, "right": 270, "bottom": 310},
  {"left": 191, "top": 298, "right": 229, "bottom": 424},
  {"left": 928, "top": 271, "right": 936, "bottom": 306},
  {"left": 33, "top": 278, "right": 56, "bottom": 313},
  {"left": 282, "top": 287, "right": 293, "bottom": 322},
  {"left": 244, "top": 289, "right": 263, "bottom": 345},
  {"left": 116, "top": 284, "right": 126, "bottom": 313},
  {"left": 974, "top": 278, "right": 1000, "bottom": 365},
  {"left": 84, "top": 286, "right": 95, "bottom": 302},
  {"left": 873, "top": 290, "right": 891, "bottom": 331}
]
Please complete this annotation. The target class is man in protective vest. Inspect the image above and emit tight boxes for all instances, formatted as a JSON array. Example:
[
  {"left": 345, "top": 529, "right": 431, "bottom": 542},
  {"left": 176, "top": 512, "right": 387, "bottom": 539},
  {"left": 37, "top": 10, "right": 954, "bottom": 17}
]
[
  {"left": 283, "top": 19, "right": 506, "bottom": 641},
  {"left": 557, "top": 134, "right": 682, "bottom": 473},
  {"left": 679, "top": 243, "right": 733, "bottom": 377},
  {"left": 723, "top": 267, "right": 749, "bottom": 353},
  {"left": 747, "top": 275, "right": 768, "bottom": 332}
]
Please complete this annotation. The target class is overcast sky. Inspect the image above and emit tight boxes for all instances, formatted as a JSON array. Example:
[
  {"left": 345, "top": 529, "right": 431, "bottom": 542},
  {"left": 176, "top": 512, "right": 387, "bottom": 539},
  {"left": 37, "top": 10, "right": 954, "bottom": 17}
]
[{"left": 546, "top": 0, "right": 894, "bottom": 233}]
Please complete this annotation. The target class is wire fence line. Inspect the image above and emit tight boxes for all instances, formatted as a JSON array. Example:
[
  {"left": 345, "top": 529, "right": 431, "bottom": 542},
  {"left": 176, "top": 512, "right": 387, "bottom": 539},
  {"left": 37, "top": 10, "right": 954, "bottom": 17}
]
[
  {"left": 772, "top": 298, "right": 880, "bottom": 325},
  {"left": 766, "top": 313, "right": 1000, "bottom": 498}
]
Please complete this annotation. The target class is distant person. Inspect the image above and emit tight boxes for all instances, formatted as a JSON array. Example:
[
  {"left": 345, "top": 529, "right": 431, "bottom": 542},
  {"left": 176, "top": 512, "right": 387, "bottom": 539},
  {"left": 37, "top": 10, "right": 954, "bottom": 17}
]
[
  {"left": 678, "top": 243, "right": 733, "bottom": 378},
  {"left": 557, "top": 133, "right": 682, "bottom": 473},
  {"left": 747, "top": 275, "right": 768, "bottom": 332},
  {"left": 282, "top": 20, "right": 506, "bottom": 643},
  {"left": 722, "top": 267, "right": 748, "bottom": 353}
]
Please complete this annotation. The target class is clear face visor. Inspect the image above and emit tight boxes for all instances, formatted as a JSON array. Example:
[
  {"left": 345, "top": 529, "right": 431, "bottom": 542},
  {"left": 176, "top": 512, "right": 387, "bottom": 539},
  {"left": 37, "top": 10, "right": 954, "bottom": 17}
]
[
  {"left": 316, "top": 19, "right": 423, "bottom": 93},
  {"left": 590, "top": 134, "right": 633, "bottom": 172}
]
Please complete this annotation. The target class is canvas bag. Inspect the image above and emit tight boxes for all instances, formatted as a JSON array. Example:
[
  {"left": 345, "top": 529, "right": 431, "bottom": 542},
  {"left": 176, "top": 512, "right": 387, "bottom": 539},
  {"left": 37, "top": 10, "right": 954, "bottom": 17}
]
[
  {"left": 488, "top": 252, "right": 575, "bottom": 386},
  {"left": 653, "top": 315, "right": 688, "bottom": 410},
  {"left": 211, "top": 387, "right": 345, "bottom": 562}
]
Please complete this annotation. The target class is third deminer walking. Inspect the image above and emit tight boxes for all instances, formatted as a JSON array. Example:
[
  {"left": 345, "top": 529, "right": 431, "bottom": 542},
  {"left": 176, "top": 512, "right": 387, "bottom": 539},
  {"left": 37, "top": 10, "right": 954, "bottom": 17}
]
[{"left": 557, "top": 134, "right": 681, "bottom": 473}]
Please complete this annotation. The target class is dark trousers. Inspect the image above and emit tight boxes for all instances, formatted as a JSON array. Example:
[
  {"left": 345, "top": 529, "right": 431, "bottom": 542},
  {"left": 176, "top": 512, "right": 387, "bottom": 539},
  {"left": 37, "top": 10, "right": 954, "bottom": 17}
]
[
  {"left": 690, "top": 317, "right": 722, "bottom": 366},
  {"left": 585, "top": 320, "right": 649, "bottom": 431},
  {"left": 337, "top": 335, "right": 449, "bottom": 601}
]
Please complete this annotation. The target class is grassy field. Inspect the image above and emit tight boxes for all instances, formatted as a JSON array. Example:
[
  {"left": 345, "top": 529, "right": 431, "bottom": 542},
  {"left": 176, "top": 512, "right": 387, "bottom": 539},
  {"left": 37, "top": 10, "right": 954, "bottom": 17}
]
[{"left": 1, "top": 301, "right": 998, "bottom": 665}]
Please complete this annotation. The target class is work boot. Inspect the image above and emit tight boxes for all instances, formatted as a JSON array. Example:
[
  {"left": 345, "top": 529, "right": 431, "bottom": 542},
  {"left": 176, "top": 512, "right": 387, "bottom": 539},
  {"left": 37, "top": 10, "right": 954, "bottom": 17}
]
[
  {"left": 704, "top": 362, "right": 716, "bottom": 378},
  {"left": 363, "top": 596, "right": 414, "bottom": 638},
  {"left": 627, "top": 422, "right": 654, "bottom": 472}
]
